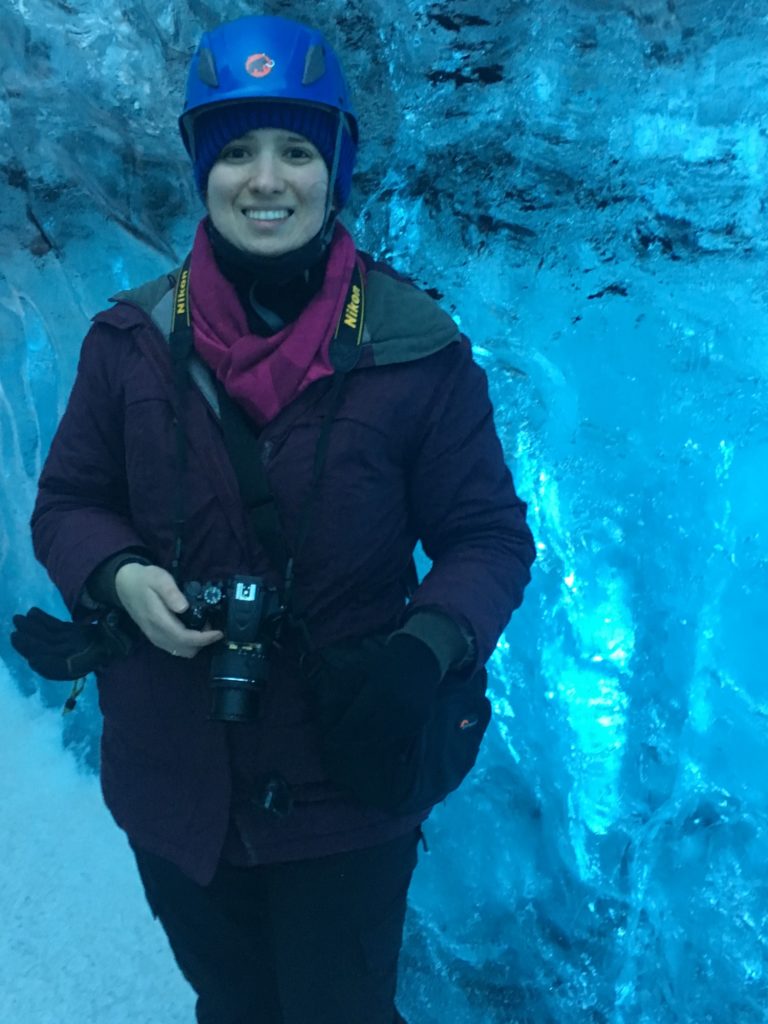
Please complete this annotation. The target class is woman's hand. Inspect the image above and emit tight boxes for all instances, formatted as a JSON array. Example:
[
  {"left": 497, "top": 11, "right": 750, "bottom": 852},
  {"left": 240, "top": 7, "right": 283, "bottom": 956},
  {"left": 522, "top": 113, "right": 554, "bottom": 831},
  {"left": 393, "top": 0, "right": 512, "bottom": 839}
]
[{"left": 115, "top": 563, "right": 223, "bottom": 657}]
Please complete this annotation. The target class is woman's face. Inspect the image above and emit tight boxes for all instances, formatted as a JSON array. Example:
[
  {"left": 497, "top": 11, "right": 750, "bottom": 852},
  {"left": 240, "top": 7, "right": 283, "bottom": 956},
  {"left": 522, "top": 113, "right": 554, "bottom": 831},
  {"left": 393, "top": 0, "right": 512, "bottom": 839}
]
[{"left": 206, "top": 128, "right": 329, "bottom": 257}]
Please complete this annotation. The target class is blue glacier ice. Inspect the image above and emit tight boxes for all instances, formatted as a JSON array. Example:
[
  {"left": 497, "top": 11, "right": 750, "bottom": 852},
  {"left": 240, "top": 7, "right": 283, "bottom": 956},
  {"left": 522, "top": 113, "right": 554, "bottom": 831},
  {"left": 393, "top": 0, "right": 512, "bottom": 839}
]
[{"left": 1, "top": 1, "right": 767, "bottom": 1021}]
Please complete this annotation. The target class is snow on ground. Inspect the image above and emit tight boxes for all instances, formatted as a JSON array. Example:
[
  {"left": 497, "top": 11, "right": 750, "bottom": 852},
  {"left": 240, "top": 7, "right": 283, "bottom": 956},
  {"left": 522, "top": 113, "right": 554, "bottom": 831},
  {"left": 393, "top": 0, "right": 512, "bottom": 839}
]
[{"left": 0, "top": 662, "right": 195, "bottom": 1024}]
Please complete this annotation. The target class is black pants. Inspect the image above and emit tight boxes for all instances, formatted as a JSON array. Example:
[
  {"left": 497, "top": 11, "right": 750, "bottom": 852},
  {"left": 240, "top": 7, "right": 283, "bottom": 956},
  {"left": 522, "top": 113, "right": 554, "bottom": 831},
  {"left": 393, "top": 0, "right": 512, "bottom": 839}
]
[{"left": 132, "top": 831, "right": 420, "bottom": 1024}]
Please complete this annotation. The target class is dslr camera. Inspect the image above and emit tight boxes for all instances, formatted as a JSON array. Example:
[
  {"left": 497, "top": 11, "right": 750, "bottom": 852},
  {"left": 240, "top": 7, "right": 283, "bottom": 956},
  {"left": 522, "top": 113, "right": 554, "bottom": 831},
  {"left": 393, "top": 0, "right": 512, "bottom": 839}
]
[{"left": 181, "top": 575, "right": 283, "bottom": 723}]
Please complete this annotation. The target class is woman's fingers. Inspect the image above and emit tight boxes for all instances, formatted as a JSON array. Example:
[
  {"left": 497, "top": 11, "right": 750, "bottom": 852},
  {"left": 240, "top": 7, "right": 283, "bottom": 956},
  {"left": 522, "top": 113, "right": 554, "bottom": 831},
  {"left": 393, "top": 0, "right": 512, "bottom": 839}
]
[
  {"left": 115, "top": 563, "right": 223, "bottom": 655},
  {"left": 168, "top": 631, "right": 225, "bottom": 658},
  {"left": 116, "top": 563, "right": 185, "bottom": 616},
  {"left": 149, "top": 567, "right": 191, "bottom": 615}
]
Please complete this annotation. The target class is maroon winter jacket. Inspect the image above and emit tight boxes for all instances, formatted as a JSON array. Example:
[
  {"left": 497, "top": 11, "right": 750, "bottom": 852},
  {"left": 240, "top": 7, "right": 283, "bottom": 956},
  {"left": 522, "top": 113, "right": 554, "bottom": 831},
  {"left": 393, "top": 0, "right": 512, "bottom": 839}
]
[{"left": 31, "top": 254, "right": 535, "bottom": 884}]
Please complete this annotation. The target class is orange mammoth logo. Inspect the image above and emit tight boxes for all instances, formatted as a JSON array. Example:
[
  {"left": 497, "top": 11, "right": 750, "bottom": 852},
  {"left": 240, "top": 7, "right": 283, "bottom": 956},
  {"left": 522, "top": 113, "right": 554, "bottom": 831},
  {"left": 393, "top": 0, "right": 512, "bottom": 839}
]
[{"left": 245, "top": 53, "right": 275, "bottom": 79}]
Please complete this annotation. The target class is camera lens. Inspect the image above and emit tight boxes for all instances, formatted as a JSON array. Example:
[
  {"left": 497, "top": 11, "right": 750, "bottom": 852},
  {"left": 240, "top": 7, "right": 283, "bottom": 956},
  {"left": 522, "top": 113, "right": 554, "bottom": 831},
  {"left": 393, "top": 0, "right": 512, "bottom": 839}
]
[
  {"left": 209, "top": 684, "right": 260, "bottom": 723},
  {"left": 208, "top": 643, "right": 269, "bottom": 722}
]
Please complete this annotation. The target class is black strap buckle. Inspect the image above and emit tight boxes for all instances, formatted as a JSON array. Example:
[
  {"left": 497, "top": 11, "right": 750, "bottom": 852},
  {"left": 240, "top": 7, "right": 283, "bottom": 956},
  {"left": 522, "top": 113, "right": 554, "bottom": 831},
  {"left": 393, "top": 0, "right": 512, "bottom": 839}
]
[{"left": 251, "top": 774, "right": 293, "bottom": 819}]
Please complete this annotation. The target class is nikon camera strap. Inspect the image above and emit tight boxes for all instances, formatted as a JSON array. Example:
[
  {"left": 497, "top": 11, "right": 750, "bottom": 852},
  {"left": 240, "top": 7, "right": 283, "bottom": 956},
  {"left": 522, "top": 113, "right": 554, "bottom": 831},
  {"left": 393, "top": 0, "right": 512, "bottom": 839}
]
[{"left": 167, "top": 255, "right": 366, "bottom": 602}]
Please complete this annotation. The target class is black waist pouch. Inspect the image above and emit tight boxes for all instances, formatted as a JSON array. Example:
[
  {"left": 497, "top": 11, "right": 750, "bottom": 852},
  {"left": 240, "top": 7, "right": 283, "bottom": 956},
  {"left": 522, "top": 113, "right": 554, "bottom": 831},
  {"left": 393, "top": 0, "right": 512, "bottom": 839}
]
[{"left": 302, "top": 634, "right": 492, "bottom": 816}]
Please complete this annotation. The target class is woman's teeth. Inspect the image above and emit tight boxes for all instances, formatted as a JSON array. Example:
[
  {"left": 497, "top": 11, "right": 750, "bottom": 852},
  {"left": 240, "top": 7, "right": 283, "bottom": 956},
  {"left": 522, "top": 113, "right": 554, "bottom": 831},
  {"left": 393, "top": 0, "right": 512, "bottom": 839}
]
[{"left": 244, "top": 209, "right": 291, "bottom": 221}]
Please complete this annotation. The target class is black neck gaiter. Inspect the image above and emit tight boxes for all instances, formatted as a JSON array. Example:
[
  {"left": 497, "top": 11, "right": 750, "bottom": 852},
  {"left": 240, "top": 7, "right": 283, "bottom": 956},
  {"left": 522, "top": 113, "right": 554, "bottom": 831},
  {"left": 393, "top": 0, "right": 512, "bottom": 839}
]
[{"left": 204, "top": 219, "right": 331, "bottom": 334}]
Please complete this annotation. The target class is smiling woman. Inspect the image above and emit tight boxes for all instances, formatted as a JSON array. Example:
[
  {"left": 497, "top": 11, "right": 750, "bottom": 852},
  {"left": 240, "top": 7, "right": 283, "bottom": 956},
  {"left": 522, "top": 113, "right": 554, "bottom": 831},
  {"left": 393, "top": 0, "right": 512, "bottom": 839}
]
[
  {"left": 206, "top": 128, "right": 330, "bottom": 257},
  {"left": 15, "top": 11, "right": 535, "bottom": 1024}
]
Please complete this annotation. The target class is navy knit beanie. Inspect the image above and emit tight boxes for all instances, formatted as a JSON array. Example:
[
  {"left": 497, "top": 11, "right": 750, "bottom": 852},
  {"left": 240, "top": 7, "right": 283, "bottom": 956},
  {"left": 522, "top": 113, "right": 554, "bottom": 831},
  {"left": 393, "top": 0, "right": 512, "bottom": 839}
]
[{"left": 191, "top": 102, "right": 356, "bottom": 208}]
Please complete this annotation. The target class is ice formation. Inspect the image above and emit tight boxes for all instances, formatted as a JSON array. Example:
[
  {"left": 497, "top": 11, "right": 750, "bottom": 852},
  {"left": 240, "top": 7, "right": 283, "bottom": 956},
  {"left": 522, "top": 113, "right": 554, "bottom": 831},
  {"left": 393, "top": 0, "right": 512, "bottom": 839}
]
[{"left": 1, "top": 1, "right": 766, "bottom": 1021}]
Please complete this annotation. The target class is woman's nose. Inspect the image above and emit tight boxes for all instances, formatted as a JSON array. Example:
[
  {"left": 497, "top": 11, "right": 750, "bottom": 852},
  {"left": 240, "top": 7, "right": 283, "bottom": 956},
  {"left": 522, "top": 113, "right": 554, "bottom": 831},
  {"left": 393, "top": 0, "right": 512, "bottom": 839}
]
[{"left": 245, "top": 153, "right": 284, "bottom": 192}]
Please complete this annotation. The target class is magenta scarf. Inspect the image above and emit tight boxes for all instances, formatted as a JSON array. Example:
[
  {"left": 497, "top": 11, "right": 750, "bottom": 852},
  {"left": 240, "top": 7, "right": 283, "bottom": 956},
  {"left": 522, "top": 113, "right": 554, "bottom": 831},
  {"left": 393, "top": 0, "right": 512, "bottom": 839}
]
[{"left": 189, "top": 220, "right": 359, "bottom": 426}]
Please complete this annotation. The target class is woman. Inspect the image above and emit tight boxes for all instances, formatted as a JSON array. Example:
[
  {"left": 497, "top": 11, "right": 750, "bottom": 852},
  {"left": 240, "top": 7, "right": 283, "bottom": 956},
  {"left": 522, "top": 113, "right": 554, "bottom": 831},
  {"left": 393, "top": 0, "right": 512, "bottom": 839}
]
[{"left": 17, "top": 14, "right": 535, "bottom": 1024}]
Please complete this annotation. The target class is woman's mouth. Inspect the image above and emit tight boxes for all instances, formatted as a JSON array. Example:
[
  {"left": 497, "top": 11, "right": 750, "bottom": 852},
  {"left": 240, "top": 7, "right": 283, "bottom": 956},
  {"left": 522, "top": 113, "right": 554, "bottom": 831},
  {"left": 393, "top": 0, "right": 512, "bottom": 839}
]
[{"left": 243, "top": 209, "right": 292, "bottom": 222}]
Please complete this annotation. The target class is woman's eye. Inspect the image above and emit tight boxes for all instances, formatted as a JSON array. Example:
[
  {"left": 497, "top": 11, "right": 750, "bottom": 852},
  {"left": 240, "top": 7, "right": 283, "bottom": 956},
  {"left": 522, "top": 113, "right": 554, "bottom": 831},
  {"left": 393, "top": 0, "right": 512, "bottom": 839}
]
[
  {"left": 221, "top": 146, "right": 249, "bottom": 161},
  {"left": 285, "top": 147, "right": 313, "bottom": 161}
]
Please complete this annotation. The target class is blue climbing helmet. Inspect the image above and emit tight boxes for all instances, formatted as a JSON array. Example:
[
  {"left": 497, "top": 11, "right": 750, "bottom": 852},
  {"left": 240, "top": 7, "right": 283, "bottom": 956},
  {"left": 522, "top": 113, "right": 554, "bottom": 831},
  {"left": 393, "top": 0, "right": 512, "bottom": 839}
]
[{"left": 179, "top": 15, "right": 358, "bottom": 206}]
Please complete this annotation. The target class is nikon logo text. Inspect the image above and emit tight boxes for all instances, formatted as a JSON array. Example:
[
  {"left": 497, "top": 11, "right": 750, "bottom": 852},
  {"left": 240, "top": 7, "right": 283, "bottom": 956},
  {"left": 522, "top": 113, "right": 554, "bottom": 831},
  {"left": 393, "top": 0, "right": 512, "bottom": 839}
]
[
  {"left": 343, "top": 285, "right": 361, "bottom": 329},
  {"left": 175, "top": 269, "right": 189, "bottom": 317}
]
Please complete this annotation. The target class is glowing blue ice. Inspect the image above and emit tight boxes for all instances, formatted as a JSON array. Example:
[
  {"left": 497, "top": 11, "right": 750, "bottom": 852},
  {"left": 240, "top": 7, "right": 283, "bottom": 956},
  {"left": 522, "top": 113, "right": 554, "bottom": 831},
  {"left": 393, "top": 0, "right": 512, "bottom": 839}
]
[{"left": 2, "top": 1, "right": 768, "bottom": 1021}]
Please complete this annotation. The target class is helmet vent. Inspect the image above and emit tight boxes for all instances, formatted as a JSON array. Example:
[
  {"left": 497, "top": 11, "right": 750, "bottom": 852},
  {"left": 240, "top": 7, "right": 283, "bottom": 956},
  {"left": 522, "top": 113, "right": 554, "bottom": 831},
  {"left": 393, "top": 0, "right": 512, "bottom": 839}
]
[
  {"left": 198, "top": 47, "right": 219, "bottom": 88},
  {"left": 302, "top": 44, "right": 326, "bottom": 86}
]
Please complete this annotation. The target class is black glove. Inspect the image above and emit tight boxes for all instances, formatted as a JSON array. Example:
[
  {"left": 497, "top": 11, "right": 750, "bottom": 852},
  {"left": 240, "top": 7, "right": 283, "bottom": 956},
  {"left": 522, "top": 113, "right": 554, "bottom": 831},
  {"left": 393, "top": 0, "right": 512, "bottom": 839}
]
[
  {"left": 10, "top": 607, "right": 136, "bottom": 680},
  {"left": 318, "top": 632, "right": 444, "bottom": 750}
]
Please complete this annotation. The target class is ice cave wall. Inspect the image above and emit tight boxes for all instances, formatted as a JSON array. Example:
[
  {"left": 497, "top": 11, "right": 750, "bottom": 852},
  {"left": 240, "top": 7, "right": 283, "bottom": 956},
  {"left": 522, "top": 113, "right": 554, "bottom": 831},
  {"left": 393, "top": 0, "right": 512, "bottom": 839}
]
[{"left": 1, "top": 1, "right": 767, "bottom": 1021}]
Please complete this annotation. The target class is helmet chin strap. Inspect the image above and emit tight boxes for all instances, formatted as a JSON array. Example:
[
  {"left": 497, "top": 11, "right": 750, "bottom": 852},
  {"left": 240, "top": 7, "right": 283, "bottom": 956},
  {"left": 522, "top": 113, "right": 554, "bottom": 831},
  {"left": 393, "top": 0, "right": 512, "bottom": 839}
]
[{"left": 321, "top": 111, "right": 346, "bottom": 247}]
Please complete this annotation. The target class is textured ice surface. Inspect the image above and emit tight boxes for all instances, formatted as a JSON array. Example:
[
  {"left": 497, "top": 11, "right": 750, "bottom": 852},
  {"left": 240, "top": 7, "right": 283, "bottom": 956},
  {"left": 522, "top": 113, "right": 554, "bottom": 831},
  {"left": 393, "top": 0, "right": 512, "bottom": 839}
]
[
  {"left": 0, "top": 663, "right": 195, "bottom": 1022},
  {"left": 2, "top": 1, "right": 767, "bottom": 1021}
]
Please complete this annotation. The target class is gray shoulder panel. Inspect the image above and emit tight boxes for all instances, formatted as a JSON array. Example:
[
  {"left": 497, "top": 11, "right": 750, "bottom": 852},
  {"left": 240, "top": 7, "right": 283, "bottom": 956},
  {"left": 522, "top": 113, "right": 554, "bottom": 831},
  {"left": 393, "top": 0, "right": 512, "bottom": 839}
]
[
  {"left": 365, "top": 269, "right": 460, "bottom": 365},
  {"left": 114, "top": 269, "right": 221, "bottom": 419},
  {"left": 152, "top": 288, "right": 174, "bottom": 339},
  {"left": 110, "top": 270, "right": 178, "bottom": 319}
]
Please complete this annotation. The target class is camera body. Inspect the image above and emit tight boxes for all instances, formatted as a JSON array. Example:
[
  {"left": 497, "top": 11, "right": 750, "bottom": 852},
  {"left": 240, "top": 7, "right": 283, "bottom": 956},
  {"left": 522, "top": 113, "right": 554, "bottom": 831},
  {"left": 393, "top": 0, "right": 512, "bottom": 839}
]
[{"left": 181, "top": 576, "right": 283, "bottom": 722}]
